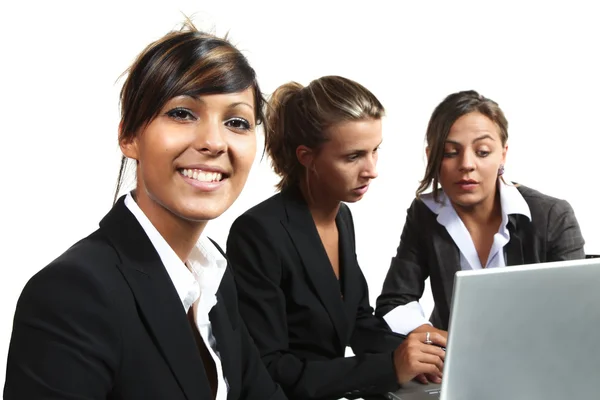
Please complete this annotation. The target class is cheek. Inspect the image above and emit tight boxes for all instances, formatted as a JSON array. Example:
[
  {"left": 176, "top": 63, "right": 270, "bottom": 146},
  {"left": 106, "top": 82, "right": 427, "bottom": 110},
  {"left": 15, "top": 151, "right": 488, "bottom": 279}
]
[
  {"left": 438, "top": 160, "right": 454, "bottom": 181},
  {"left": 315, "top": 159, "right": 343, "bottom": 184},
  {"left": 481, "top": 159, "right": 501, "bottom": 177},
  {"left": 229, "top": 135, "right": 257, "bottom": 174},
  {"left": 139, "top": 127, "right": 189, "bottom": 166},
  {"left": 331, "top": 162, "right": 355, "bottom": 186}
]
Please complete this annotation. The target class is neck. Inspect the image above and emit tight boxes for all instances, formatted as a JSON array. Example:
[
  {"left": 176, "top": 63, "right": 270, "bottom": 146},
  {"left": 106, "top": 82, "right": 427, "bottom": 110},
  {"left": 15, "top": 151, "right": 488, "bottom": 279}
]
[
  {"left": 134, "top": 191, "right": 207, "bottom": 262},
  {"left": 453, "top": 188, "right": 502, "bottom": 228},
  {"left": 298, "top": 179, "right": 340, "bottom": 226}
]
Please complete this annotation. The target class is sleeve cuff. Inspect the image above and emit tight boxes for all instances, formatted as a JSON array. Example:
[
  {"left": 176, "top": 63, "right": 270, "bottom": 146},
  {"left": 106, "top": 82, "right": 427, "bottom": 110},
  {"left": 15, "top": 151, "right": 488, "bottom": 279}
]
[{"left": 383, "top": 301, "right": 431, "bottom": 335}]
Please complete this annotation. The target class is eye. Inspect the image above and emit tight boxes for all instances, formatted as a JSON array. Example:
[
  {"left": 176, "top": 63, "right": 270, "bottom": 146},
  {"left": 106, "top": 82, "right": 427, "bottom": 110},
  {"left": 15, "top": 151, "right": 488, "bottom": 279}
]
[
  {"left": 443, "top": 151, "right": 458, "bottom": 158},
  {"left": 166, "top": 107, "right": 196, "bottom": 121},
  {"left": 477, "top": 150, "right": 491, "bottom": 157},
  {"left": 225, "top": 117, "right": 251, "bottom": 130}
]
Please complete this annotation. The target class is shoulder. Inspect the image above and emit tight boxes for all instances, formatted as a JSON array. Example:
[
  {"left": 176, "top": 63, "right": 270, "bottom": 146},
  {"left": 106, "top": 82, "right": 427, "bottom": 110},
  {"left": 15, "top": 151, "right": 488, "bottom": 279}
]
[
  {"left": 516, "top": 184, "right": 575, "bottom": 216},
  {"left": 29, "top": 230, "right": 119, "bottom": 290},
  {"left": 16, "top": 229, "right": 121, "bottom": 321},
  {"left": 406, "top": 195, "right": 438, "bottom": 221},
  {"left": 232, "top": 192, "right": 285, "bottom": 228}
]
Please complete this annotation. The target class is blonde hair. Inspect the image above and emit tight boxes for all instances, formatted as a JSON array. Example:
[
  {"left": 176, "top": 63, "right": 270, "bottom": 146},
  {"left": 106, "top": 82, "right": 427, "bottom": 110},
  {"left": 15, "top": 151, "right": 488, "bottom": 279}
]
[{"left": 264, "top": 75, "right": 385, "bottom": 190}]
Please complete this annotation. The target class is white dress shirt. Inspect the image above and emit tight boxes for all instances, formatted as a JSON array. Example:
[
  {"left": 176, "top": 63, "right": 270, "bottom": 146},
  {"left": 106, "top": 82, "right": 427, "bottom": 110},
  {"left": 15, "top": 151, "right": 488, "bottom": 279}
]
[
  {"left": 384, "top": 180, "right": 531, "bottom": 335},
  {"left": 125, "top": 193, "right": 229, "bottom": 399}
]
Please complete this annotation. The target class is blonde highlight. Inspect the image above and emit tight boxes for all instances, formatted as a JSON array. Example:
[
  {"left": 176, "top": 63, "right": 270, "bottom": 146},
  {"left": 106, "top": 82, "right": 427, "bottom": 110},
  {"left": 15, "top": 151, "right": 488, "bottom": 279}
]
[{"left": 265, "top": 75, "right": 384, "bottom": 190}]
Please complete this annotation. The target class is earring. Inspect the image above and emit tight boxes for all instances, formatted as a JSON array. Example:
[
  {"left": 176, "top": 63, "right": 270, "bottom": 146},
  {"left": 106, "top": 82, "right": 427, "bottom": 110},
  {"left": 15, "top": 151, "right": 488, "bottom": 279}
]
[{"left": 498, "top": 164, "right": 505, "bottom": 176}]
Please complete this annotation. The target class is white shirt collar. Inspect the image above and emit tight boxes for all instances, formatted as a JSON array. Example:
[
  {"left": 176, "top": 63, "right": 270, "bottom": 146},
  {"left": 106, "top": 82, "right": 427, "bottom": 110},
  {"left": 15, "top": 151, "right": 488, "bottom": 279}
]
[
  {"left": 421, "top": 177, "right": 531, "bottom": 270},
  {"left": 124, "top": 193, "right": 227, "bottom": 313}
]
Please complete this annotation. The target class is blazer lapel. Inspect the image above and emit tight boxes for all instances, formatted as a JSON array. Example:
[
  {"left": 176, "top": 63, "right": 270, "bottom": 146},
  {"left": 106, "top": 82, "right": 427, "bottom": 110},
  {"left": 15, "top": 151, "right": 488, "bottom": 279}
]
[
  {"left": 432, "top": 226, "right": 461, "bottom": 311},
  {"left": 505, "top": 215, "right": 525, "bottom": 266},
  {"left": 280, "top": 188, "right": 349, "bottom": 348},
  {"left": 336, "top": 210, "right": 360, "bottom": 333},
  {"left": 99, "top": 198, "right": 212, "bottom": 400},
  {"left": 208, "top": 290, "right": 237, "bottom": 395}
]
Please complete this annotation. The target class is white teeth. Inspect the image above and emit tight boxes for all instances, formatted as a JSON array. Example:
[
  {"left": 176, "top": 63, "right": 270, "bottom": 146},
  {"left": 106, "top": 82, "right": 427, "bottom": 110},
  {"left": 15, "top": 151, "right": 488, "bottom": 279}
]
[{"left": 181, "top": 169, "right": 223, "bottom": 182}]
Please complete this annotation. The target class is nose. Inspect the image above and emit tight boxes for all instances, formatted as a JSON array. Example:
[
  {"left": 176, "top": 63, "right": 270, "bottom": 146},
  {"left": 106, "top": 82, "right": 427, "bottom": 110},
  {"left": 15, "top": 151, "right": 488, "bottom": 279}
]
[
  {"left": 361, "top": 155, "right": 378, "bottom": 180},
  {"left": 194, "top": 121, "right": 227, "bottom": 156},
  {"left": 459, "top": 150, "right": 476, "bottom": 172}
]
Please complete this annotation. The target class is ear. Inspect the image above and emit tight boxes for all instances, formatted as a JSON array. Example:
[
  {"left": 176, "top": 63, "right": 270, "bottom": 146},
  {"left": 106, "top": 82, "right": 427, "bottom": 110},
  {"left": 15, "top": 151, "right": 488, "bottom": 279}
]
[
  {"left": 119, "top": 122, "right": 140, "bottom": 160},
  {"left": 501, "top": 143, "right": 508, "bottom": 165},
  {"left": 296, "top": 145, "right": 314, "bottom": 169}
]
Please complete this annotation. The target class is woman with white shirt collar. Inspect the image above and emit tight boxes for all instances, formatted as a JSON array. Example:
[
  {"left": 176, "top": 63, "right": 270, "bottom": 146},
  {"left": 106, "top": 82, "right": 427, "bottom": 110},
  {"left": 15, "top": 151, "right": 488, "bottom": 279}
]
[
  {"left": 375, "top": 89, "right": 585, "bottom": 382},
  {"left": 4, "top": 21, "right": 286, "bottom": 400}
]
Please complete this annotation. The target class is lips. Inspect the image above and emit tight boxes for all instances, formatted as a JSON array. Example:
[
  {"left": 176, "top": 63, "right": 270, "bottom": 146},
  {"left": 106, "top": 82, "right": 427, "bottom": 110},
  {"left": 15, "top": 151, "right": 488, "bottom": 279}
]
[
  {"left": 455, "top": 179, "right": 479, "bottom": 191},
  {"left": 352, "top": 184, "right": 370, "bottom": 196}
]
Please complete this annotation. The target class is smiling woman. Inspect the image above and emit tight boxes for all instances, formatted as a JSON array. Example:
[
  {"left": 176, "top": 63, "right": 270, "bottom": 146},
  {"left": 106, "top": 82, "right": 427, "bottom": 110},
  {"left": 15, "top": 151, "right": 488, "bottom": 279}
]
[
  {"left": 119, "top": 88, "right": 257, "bottom": 239},
  {"left": 114, "top": 25, "right": 263, "bottom": 230},
  {"left": 3, "top": 20, "right": 285, "bottom": 400}
]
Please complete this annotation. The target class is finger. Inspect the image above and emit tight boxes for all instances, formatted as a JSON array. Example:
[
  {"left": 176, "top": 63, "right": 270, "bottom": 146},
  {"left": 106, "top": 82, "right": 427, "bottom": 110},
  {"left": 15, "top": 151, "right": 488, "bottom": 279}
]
[
  {"left": 416, "top": 361, "right": 444, "bottom": 379},
  {"left": 416, "top": 352, "right": 444, "bottom": 373},
  {"left": 415, "top": 374, "right": 428, "bottom": 384},
  {"left": 410, "top": 332, "right": 431, "bottom": 344},
  {"left": 425, "top": 373, "right": 442, "bottom": 384},
  {"left": 420, "top": 344, "right": 446, "bottom": 360},
  {"left": 429, "top": 332, "right": 447, "bottom": 348}
]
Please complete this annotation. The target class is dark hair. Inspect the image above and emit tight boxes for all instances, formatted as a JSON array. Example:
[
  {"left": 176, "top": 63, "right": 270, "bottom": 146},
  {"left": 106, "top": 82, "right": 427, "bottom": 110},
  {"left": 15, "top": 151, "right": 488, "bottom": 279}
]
[
  {"left": 114, "top": 21, "right": 264, "bottom": 203},
  {"left": 264, "top": 75, "right": 385, "bottom": 190},
  {"left": 417, "top": 90, "right": 508, "bottom": 201}
]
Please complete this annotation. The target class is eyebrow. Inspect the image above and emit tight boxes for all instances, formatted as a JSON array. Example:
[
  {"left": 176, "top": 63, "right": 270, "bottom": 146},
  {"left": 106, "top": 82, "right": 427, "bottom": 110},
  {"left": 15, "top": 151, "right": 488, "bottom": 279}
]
[
  {"left": 445, "top": 134, "right": 495, "bottom": 145},
  {"left": 345, "top": 139, "right": 383, "bottom": 154},
  {"left": 228, "top": 101, "right": 254, "bottom": 111}
]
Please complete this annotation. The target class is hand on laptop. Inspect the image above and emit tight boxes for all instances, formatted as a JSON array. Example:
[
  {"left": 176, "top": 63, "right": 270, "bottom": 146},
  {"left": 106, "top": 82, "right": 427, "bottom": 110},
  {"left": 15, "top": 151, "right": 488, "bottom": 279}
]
[
  {"left": 409, "top": 326, "right": 448, "bottom": 384},
  {"left": 393, "top": 331, "right": 447, "bottom": 385}
]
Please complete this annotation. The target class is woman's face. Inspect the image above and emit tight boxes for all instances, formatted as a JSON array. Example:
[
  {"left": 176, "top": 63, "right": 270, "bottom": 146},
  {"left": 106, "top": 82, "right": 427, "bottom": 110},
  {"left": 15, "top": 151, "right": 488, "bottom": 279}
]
[
  {"left": 436, "top": 112, "right": 507, "bottom": 209},
  {"left": 121, "top": 87, "right": 257, "bottom": 223},
  {"left": 306, "top": 118, "right": 382, "bottom": 203}
]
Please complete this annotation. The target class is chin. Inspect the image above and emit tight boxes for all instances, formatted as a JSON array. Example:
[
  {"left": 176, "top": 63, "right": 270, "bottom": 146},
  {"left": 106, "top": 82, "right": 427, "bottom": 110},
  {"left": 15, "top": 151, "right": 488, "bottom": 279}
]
[
  {"left": 172, "top": 198, "right": 233, "bottom": 222},
  {"left": 342, "top": 193, "right": 365, "bottom": 203},
  {"left": 449, "top": 194, "right": 483, "bottom": 209},
  {"left": 345, "top": 196, "right": 362, "bottom": 203}
]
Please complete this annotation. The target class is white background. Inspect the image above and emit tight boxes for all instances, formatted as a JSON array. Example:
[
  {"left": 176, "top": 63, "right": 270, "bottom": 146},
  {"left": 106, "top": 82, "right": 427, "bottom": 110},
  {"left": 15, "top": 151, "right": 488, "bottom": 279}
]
[{"left": 1, "top": 0, "right": 599, "bottom": 390}]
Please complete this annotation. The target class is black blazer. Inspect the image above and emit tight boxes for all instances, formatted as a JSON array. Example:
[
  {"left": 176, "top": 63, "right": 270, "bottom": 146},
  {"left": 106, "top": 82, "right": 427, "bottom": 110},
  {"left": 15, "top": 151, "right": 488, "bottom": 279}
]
[
  {"left": 226, "top": 186, "right": 405, "bottom": 400},
  {"left": 4, "top": 196, "right": 286, "bottom": 400},
  {"left": 376, "top": 185, "right": 586, "bottom": 331}
]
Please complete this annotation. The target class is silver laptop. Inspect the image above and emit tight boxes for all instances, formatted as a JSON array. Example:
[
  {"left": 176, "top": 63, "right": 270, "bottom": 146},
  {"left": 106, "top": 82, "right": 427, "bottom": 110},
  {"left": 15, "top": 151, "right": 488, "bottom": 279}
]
[{"left": 387, "top": 257, "right": 600, "bottom": 400}]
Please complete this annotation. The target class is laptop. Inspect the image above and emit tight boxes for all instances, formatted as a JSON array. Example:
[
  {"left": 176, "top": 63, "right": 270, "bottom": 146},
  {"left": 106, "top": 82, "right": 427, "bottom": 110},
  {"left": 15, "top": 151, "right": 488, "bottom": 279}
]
[{"left": 387, "top": 257, "right": 600, "bottom": 400}]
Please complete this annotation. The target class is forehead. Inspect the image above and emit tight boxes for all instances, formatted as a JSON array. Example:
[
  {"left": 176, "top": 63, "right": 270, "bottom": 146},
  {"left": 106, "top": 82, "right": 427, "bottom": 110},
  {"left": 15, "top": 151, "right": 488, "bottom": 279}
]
[
  {"left": 204, "top": 87, "right": 255, "bottom": 108},
  {"left": 326, "top": 118, "right": 382, "bottom": 149},
  {"left": 447, "top": 112, "right": 500, "bottom": 142}
]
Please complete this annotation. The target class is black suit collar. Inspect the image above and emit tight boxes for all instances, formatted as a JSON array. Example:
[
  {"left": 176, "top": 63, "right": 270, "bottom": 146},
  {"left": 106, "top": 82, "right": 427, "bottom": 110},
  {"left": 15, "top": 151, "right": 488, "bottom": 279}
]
[
  {"left": 279, "top": 187, "right": 359, "bottom": 348},
  {"left": 99, "top": 196, "right": 223, "bottom": 400},
  {"left": 505, "top": 214, "right": 525, "bottom": 266}
]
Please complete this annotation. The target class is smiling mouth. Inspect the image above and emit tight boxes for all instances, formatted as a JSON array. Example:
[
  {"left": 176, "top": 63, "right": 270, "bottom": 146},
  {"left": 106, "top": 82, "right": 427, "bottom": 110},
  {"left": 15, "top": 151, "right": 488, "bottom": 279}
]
[{"left": 179, "top": 168, "right": 227, "bottom": 182}]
